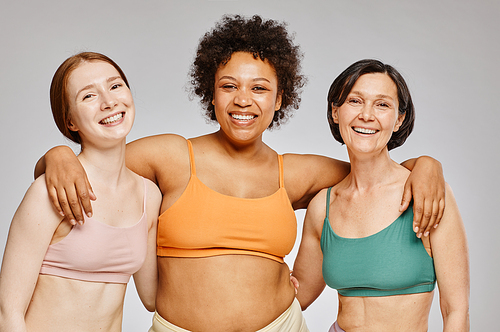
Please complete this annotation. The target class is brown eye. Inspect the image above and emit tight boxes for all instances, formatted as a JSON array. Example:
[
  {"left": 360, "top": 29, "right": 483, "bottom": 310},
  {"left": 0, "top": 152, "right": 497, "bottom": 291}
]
[{"left": 252, "top": 86, "right": 267, "bottom": 91}]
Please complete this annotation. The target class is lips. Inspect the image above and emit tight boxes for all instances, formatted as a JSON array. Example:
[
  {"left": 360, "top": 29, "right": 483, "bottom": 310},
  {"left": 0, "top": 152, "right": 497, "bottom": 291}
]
[
  {"left": 231, "top": 113, "right": 256, "bottom": 121},
  {"left": 353, "top": 127, "right": 377, "bottom": 134},
  {"left": 100, "top": 112, "right": 124, "bottom": 125}
]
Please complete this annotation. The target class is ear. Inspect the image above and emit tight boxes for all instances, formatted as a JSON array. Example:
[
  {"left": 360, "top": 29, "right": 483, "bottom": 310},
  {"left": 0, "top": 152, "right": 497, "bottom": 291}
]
[
  {"left": 331, "top": 104, "right": 339, "bottom": 124},
  {"left": 274, "top": 91, "right": 283, "bottom": 111},
  {"left": 394, "top": 112, "right": 406, "bottom": 132},
  {"left": 67, "top": 117, "right": 78, "bottom": 132}
]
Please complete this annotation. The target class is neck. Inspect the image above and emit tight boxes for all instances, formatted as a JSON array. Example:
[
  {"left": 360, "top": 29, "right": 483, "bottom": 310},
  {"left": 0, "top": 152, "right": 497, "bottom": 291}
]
[
  {"left": 213, "top": 129, "right": 268, "bottom": 159},
  {"left": 345, "top": 147, "right": 401, "bottom": 192},
  {"left": 77, "top": 140, "right": 128, "bottom": 188}
]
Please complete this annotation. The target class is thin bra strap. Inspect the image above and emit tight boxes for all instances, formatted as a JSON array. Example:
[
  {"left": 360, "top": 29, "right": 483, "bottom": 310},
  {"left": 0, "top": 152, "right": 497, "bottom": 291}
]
[
  {"left": 325, "top": 187, "right": 332, "bottom": 219},
  {"left": 186, "top": 140, "right": 196, "bottom": 175},
  {"left": 278, "top": 155, "right": 284, "bottom": 188}
]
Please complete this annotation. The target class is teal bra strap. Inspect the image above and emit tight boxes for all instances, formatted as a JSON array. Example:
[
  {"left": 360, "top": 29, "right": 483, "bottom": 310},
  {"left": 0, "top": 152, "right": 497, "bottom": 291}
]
[{"left": 325, "top": 187, "right": 332, "bottom": 219}]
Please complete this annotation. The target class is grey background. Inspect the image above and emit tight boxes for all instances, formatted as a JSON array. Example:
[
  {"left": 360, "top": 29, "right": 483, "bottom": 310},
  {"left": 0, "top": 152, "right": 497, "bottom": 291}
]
[{"left": 0, "top": 0, "right": 498, "bottom": 330}]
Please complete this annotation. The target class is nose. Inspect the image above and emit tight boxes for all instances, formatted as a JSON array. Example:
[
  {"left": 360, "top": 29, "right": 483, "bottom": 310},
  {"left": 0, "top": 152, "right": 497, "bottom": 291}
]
[
  {"left": 100, "top": 91, "right": 118, "bottom": 111},
  {"left": 234, "top": 88, "right": 252, "bottom": 107},
  {"left": 359, "top": 104, "right": 375, "bottom": 121}
]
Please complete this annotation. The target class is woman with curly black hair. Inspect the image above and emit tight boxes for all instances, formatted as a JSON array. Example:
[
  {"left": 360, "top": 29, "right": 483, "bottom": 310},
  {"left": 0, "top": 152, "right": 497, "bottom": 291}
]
[{"left": 36, "top": 15, "right": 445, "bottom": 331}]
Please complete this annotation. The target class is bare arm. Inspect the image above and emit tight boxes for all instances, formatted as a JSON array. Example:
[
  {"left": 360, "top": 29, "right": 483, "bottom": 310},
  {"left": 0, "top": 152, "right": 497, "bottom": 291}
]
[
  {"left": 429, "top": 184, "right": 469, "bottom": 331},
  {"left": 401, "top": 156, "right": 445, "bottom": 238},
  {"left": 292, "top": 190, "right": 328, "bottom": 310},
  {"left": 34, "top": 134, "right": 187, "bottom": 225},
  {"left": 285, "top": 153, "right": 445, "bottom": 237},
  {"left": 132, "top": 180, "right": 162, "bottom": 312},
  {"left": 34, "top": 146, "right": 95, "bottom": 225},
  {"left": 283, "top": 153, "right": 350, "bottom": 210},
  {"left": 0, "top": 177, "right": 62, "bottom": 332}
]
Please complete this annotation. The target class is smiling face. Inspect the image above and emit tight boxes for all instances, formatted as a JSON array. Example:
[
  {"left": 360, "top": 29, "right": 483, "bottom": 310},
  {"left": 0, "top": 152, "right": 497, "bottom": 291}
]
[
  {"left": 212, "top": 52, "right": 282, "bottom": 145},
  {"left": 66, "top": 61, "right": 134, "bottom": 148},
  {"left": 332, "top": 73, "right": 405, "bottom": 156}
]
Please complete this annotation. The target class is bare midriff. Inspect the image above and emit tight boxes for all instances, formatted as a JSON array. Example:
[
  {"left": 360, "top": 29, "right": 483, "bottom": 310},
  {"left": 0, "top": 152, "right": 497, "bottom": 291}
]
[
  {"left": 156, "top": 255, "right": 296, "bottom": 332},
  {"left": 25, "top": 275, "right": 126, "bottom": 332},
  {"left": 337, "top": 292, "right": 434, "bottom": 332}
]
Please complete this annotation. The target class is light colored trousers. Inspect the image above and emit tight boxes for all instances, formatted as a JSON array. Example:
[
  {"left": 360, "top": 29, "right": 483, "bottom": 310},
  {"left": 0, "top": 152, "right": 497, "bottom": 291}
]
[{"left": 148, "top": 298, "right": 309, "bottom": 332}]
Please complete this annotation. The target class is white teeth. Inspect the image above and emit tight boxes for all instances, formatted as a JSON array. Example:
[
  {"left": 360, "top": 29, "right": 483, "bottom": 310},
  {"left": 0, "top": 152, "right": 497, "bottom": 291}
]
[
  {"left": 100, "top": 113, "right": 123, "bottom": 125},
  {"left": 353, "top": 127, "right": 376, "bottom": 134},
  {"left": 231, "top": 113, "right": 255, "bottom": 121}
]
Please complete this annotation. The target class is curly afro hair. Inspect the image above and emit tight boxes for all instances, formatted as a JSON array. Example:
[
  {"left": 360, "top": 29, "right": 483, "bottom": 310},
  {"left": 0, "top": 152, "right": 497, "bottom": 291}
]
[{"left": 189, "top": 14, "right": 306, "bottom": 129}]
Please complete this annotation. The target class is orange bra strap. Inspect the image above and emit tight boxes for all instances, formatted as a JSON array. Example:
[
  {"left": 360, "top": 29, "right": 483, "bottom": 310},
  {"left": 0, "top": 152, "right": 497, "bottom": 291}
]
[
  {"left": 278, "top": 155, "right": 284, "bottom": 188},
  {"left": 186, "top": 140, "right": 196, "bottom": 176}
]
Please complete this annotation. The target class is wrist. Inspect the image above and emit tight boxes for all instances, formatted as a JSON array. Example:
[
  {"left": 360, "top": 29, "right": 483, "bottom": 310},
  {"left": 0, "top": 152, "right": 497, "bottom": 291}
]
[{"left": 46, "top": 145, "right": 73, "bottom": 161}]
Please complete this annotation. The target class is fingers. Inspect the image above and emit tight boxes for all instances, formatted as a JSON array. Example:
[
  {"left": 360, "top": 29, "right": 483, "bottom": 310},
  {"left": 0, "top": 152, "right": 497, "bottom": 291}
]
[
  {"left": 415, "top": 199, "right": 434, "bottom": 238},
  {"left": 58, "top": 185, "right": 84, "bottom": 225},
  {"left": 412, "top": 197, "right": 424, "bottom": 237},
  {"left": 422, "top": 199, "right": 440, "bottom": 237},
  {"left": 400, "top": 186, "right": 412, "bottom": 212},
  {"left": 418, "top": 199, "right": 433, "bottom": 238},
  {"left": 75, "top": 177, "right": 95, "bottom": 219},
  {"left": 47, "top": 186, "right": 64, "bottom": 218},
  {"left": 289, "top": 275, "right": 299, "bottom": 294},
  {"left": 413, "top": 197, "right": 445, "bottom": 238}
]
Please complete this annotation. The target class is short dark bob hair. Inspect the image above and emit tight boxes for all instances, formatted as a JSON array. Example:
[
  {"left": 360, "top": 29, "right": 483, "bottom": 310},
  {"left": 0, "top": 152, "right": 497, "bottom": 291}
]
[
  {"left": 327, "top": 59, "right": 415, "bottom": 151},
  {"left": 50, "top": 52, "right": 130, "bottom": 144},
  {"left": 189, "top": 14, "right": 306, "bottom": 129}
]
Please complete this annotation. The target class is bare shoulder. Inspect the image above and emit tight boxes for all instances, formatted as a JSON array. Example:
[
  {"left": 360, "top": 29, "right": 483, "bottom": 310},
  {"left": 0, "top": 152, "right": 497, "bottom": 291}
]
[
  {"left": 430, "top": 182, "right": 466, "bottom": 242},
  {"left": 25, "top": 175, "right": 53, "bottom": 206},
  {"left": 307, "top": 188, "right": 329, "bottom": 219},
  {"left": 441, "top": 182, "right": 462, "bottom": 224},
  {"left": 302, "top": 188, "right": 330, "bottom": 236},
  {"left": 144, "top": 178, "right": 162, "bottom": 206},
  {"left": 14, "top": 176, "right": 62, "bottom": 228}
]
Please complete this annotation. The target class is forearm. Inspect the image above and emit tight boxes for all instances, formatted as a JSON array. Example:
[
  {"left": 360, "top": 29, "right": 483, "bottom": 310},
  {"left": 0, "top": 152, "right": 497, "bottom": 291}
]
[
  {"left": 442, "top": 309, "right": 470, "bottom": 332},
  {"left": 133, "top": 270, "right": 157, "bottom": 312},
  {"left": 294, "top": 279, "right": 325, "bottom": 310},
  {"left": 0, "top": 308, "right": 27, "bottom": 332},
  {"left": 34, "top": 145, "right": 75, "bottom": 179},
  {"left": 34, "top": 155, "right": 46, "bottom": 179},
  {"left": 401, "top": 157, "right": 416, "bottom": 170},
  {"left": 401, "top": 155, "right": 441, "bottom": 171}
]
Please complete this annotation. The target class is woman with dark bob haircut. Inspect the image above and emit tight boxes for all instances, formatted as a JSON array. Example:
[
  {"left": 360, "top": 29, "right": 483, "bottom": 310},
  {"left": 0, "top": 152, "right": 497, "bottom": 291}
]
[
  {"left": 294, "top": 59, "right": 469, "bottom": 332},
  {"left": 327, "top": 59, "right": 415, "bottom": 151},
  {"left": 36, "top": 17, "right": 445, "bottom": 332}
]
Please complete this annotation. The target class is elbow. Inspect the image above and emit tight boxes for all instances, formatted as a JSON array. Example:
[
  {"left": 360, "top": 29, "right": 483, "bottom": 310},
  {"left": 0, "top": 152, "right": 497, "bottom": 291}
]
[
  {"left": 300, "top": 302, "right": 310, "bottom": 311},
  {"left": 144, "top": 303, "right": 156, "bottom": 312},
  {"left": 0, "top": 306, "right": 24, "bottom": 331},
  {"left": 441, "top": 302, "right": 470, "bottom": 331},
  {"left": 142, "top": 298, "right": 156, "bottom": 312},
  {"left": 295, "top": 293, "right": 312, "bottom": 311}
]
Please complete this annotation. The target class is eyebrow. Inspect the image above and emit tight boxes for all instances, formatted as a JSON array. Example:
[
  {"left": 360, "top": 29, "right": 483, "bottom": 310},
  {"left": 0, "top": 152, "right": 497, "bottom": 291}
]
[
  {"left": 75, "top": 76, "right": 123, "bottom": 97},
  {"left": 350, "top": 91, "right": 395, "bottom": 100},
  {"left": 218, "top": 75, "right": 271, "bottom": 83}
]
